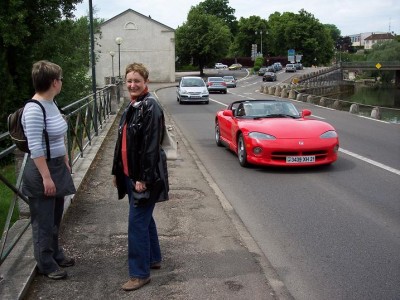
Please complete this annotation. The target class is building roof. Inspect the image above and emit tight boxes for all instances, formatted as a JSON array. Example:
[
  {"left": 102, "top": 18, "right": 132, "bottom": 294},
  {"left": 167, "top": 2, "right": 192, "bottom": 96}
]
[
  {"left": 364, "top": 33, "right": 395, "bottom": 40},
  {"left": 100, "top": 8, "right": 175, "bottom": 31}
]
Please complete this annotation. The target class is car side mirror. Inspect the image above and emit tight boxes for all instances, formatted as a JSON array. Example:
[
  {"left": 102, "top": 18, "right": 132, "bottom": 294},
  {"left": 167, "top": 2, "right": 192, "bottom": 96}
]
[
  {"left": 301, "top": 109, "right": 312, "bottom": 117},
  {"left": 223, "top": 110, "right": 233, "bottom": 117}
]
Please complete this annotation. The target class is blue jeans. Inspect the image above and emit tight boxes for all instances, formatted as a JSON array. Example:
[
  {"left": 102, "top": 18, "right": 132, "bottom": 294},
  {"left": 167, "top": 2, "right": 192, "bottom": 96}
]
[{"left": 125, "top": 176, "right": 161, "bottom": 278}]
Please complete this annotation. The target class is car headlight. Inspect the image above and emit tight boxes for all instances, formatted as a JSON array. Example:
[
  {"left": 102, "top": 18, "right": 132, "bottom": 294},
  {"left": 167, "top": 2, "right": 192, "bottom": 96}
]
[
  {"left": 203, "top": 88, "right": 209, "bottom": 94},
  {"left": 181, "top": 89, "right": 188, "bottom": 94},
  {"left": 320, "top": 130, "right": 338, "bottom": 138},
  {"left": 248, "top": 132, "right": 276, "bottom": 140}
]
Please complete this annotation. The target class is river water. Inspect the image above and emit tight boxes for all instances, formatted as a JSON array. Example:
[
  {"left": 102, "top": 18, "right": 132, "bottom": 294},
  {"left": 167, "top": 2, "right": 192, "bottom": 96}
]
[{"left": 341, "top": 85, "right": 400, "bottom": 123}]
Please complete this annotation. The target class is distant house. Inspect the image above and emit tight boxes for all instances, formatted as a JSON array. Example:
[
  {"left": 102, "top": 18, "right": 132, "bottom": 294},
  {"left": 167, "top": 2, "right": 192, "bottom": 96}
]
[
  {"left": 95, "top": 9, "right": 175, "bottom": 85},
  {"left": 364, "top": 33, "right": 395, "bottom": 50},
  {"left": 348, "top": 32, "right": 379, "bottom": 47}
]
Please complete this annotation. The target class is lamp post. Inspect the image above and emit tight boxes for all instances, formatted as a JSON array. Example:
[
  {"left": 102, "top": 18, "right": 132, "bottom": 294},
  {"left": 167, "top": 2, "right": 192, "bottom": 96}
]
[
  {"left": 109, "top": 51, "right": 115, "bottom": 83},
  {"left": 115, "top": 37, "right": 123, "bottom": 80},
  {"left": 255, "top": 30, "right": 265, "bottom": 56}
]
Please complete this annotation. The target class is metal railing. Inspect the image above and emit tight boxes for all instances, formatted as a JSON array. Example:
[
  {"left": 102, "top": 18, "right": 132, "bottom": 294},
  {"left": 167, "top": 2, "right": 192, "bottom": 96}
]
[
  {"left": 340, "top": 61, "right": 400, "bottom": 70},
  {"left": 0, "top": 83, "right": 121, "bottom": 267}
]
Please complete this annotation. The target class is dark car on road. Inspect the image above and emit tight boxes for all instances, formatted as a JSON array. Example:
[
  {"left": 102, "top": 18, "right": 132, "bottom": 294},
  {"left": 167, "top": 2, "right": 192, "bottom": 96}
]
[
  {"left": 294, "top": 63, "right": 303, "bottom": 70},
  {"left": 262, "top": 72, "right": 277, "bottom": 82},
  {"left": 258, "top": 67, "right": 267, "bottom": 76}
]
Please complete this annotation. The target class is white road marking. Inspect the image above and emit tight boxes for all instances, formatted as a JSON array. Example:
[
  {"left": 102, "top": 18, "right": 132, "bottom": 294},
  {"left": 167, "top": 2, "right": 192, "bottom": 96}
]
[{"left": 340, "top": 148, "right": 400, "bottom": 176}]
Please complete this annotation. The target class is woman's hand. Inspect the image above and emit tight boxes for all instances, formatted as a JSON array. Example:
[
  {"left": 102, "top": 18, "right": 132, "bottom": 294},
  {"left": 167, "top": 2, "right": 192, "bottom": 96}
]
[
  {"left": 113, "top": 175, "right": 117, "bottom": 188},
  {"left": 135, "top": 181, "right": 147, "bottom": 192},
  {"left": 43, "top": 176, "right": 56, "bottom": 197}
]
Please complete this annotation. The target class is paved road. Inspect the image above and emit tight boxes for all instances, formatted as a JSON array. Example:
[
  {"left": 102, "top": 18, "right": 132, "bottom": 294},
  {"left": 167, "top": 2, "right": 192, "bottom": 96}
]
[{"left": 157, "top": 72, "right": 400, "bottom": 300}]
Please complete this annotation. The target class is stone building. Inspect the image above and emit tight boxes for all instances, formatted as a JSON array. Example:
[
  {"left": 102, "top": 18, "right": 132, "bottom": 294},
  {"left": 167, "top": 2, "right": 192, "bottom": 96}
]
[{"left": 95, "top": 9, "right": 175, "bottom": 85}]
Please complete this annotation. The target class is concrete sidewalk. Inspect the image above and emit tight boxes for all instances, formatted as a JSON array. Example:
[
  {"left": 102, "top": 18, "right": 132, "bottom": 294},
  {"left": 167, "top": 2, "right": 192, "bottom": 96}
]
[{"left": 1, "top": 81, "right": 290, "bottom": 300}]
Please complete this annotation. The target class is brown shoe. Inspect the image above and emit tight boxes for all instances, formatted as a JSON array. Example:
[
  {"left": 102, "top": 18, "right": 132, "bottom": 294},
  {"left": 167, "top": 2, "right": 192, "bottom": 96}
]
[
  {"left": 150, "top": 262, "right": 161, "bottom": 269},
  {"left": 122, "top": 277, "right": 151, "bottom": 291}
]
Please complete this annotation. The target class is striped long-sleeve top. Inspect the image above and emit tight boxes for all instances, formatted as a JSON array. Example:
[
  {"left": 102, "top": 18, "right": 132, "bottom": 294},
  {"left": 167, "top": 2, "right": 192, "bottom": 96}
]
[{"left": 22, "top": 100, "right": 67, "bottom": 159}]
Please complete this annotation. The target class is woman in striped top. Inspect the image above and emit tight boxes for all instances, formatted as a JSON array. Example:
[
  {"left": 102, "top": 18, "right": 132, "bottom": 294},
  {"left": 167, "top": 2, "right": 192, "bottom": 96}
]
[{"left": 22, "top": 60, "right": 76, "bottom": 280}]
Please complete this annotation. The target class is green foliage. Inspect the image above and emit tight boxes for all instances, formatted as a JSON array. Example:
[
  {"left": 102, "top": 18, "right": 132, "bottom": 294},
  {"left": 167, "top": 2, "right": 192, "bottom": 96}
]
[
  {"left": 324, "top": 24, "right": 341, "bottom": 43},
  {"left": 197, "top": 0, "right": 238, "bottom": 35},
  {"left": 0, "top": 0, "right": 93, "bottom": 131},
  {"left": 176, "top": 6, "right": 231, "bottom": 74},
  {"left": 366, "top": 40, "right": 400, "bottom": 83},
  {"left": 230, "top": 16, "right": 268, "bottom": 57},
  {"left": 0, "top": 164, "right": 19, "bottom": 239},
  {"left": 254, "top": 10, "right": 334, "bottom": 66}
]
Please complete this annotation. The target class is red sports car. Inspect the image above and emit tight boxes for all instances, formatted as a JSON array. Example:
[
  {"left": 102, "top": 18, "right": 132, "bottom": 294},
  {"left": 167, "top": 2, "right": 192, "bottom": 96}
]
[{"left": 215, "top": 100, "right": 339, "bottom": 167}]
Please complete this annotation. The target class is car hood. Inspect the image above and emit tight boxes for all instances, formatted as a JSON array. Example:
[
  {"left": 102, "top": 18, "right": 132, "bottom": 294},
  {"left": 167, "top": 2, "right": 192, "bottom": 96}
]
[{"left": 240, "top": 118, "right": 335, "bottom": 138}]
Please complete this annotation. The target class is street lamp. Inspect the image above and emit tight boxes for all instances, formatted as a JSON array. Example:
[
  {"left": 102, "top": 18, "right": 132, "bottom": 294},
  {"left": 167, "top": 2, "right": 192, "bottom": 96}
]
[
  {"left": 115, "top": 37, "right": 123, "bottom": 80},
  {"left": 255, "top": 30, "right": 266, "bottom": 56},
  {"left": 109, "top": 51, "right": 115, "bottom": 82}
]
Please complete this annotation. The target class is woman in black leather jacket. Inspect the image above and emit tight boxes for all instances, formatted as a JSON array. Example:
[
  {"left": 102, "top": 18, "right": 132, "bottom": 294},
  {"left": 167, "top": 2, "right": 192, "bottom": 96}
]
[{"left": 112, "top": 63, "right": 169, "bottom": 291}]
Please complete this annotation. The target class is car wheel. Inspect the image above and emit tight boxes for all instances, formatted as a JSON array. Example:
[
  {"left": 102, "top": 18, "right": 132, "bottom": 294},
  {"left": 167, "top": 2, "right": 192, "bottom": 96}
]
[
  {"left": 205, "top": 101, "right": 209, "bottom": 104},
  {"left": 215, "top": 121, "right": 223, "bottom": 147},
  {"left": 224, "top": 90, "right": 227, "bottom": 94},
  {"left": 237, "top": 134, "right": 249, "bottom": 167}
]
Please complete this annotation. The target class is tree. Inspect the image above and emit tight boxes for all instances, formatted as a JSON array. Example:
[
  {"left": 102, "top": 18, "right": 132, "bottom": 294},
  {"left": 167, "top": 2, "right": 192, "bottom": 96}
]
[
  {"left": 0, "top": 0, "right": 94, "bottom": 131},
  {"left": 175, "top": 7, "right": 231, "bottom": 75},
  {"left": 197, "top": 0, "right": 238, "bottom": 35},
  {"left": 230, "top": 16, "right": 268, "bottom": 58},
  {"left": 267, "top": 10, "right": 334, "bottom": 66},
  {"left": 324, "top": 24, "right": 341, "bottom": 45}
]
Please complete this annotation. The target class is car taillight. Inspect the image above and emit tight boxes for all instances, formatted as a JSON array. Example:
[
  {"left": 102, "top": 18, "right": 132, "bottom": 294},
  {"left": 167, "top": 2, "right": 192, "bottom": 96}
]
[{"left": 222, "top": 82, "right": 227, "bottom": 86}]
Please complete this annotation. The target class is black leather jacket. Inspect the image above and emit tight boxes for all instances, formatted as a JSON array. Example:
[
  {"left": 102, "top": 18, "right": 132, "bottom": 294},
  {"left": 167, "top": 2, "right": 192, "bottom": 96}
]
[{"left": 112, "top": 93, "right": 169, "bottom": 202}]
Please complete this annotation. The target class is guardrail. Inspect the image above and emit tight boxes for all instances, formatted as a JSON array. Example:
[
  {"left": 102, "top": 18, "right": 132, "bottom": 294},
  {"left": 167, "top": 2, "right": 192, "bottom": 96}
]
[
  {"left": 0, "top": 83, "right": 121, "bottom": 267},
  {"left": 340, "top": 61, "right": 400, "bottom": 70},
  {"left": 259, "top": 82, "right": 400, "bottom": 124}
]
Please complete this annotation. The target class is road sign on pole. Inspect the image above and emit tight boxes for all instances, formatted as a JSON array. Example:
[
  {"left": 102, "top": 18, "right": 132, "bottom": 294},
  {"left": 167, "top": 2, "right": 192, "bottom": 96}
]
[{"left": 288, "top": 49, "right": 295, "bottom": 63}]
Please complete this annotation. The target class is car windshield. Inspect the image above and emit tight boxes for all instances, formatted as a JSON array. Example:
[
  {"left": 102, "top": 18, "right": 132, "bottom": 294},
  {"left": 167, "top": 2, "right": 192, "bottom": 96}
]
[
  {"left": 234, "top": 101, "right": 300, "bottom": 118},
  {"left": 181, "top": 78, "right": 205, "bottom": 87}
]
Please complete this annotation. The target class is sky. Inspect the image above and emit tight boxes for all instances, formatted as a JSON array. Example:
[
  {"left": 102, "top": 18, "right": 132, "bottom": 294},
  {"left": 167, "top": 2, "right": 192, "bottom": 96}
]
[{"left": 74, "top": 0, "right": 400, "bottom": 36}]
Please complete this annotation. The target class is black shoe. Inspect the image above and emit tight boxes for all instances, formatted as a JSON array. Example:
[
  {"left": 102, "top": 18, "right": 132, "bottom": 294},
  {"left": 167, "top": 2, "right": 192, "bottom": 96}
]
[
  {"left": 46, "top": 269, "right": 67, "bottom": 280},
  {"left": 58, "top": 257, "right": 75, "bottom": 267}
]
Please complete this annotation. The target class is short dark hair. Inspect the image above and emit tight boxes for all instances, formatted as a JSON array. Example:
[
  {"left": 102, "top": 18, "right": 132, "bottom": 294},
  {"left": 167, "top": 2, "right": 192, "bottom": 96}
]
[{"left": 32, "top": 60, "right": 62, "bottom": 92}]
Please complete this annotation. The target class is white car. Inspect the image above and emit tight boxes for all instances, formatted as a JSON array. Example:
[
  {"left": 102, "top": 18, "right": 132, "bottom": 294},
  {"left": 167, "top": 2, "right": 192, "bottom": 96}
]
[
  {"left": 215, "top": 63, "right": 228, "bottom": 69},
  {"left": 176, "top": 76, "right": 209, "bottom": 104}
]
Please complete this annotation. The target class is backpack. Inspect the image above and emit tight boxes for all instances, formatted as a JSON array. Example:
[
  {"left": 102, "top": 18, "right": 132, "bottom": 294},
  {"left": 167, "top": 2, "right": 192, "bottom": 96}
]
[{"left": 7, "top": 99, "right": 51, "bottom": 160}]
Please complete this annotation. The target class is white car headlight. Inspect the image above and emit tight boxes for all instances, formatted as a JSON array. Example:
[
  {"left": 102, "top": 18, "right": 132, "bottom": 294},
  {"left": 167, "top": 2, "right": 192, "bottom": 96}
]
[
  {"left": 320, "top": 130, "right": 338, "bottom": 138},
  {"left": 203, "top": 88, "right": 209, "bottom": 94},
  {"left": 248, "top": 132, "right": 276, "bottom": 140},
  {"left": 181, "top": 89, "right": 188, "bottom": 94}
]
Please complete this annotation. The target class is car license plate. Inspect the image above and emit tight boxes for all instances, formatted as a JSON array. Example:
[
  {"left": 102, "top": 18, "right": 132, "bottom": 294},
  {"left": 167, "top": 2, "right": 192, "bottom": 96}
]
[
  {"left": 286, "top": 156, "right": 315, "bottom": 163},
  {"left": 189, "top": 95, "right": 200, "bottom": 98}
]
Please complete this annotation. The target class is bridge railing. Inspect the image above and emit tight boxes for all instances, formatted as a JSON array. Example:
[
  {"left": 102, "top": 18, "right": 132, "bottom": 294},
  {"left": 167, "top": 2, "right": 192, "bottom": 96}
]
[
  {"left": 0, "top": 83, "right": 121, "bottom": 267},
  {"left": 340, "top": 61, "right": 400, "bottom": 70}
]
